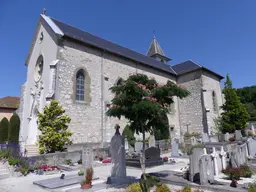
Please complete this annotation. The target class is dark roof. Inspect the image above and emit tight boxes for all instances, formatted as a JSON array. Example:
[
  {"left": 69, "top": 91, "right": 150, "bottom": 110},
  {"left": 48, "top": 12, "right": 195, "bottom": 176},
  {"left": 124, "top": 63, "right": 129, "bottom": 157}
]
[
  {"left": 0, "top": 96, "right": 20, "bottom": 109},
  {"left": 172, "top": 60, "right": 224, "bottom": 79},
  {"left": 50, "top": 17, "right": 176, "bottom": 75}
]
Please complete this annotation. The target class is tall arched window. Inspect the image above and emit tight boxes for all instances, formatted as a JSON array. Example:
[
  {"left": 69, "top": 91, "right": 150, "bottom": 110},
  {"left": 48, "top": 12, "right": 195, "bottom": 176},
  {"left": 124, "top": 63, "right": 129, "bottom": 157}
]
[
  {"left": 212, "top": 91, "right": 218, "bottom": 113},
  {"left": 76, "top": 70, "right": 85, "bottom": 101}
]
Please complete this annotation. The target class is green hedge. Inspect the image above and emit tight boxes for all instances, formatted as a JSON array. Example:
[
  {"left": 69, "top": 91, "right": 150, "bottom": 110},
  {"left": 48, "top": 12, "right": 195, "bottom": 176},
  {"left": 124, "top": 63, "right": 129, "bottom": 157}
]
[
  {"left": 0, "top": 117, "right": 9, "bottom": 143},
  {"left": 8, "top": 114, "right": 20, "bottom": 144}
]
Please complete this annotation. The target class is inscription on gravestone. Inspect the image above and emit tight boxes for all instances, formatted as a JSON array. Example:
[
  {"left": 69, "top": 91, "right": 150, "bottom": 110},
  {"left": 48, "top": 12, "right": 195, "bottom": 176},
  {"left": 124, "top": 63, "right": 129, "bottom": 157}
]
[{"left": 82, "top": 144, "right": 93, "bottom": 174}]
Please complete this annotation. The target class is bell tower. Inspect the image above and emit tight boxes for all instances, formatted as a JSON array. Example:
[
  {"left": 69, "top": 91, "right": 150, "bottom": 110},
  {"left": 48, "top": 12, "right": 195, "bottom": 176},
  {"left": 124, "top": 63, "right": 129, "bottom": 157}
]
[{"left": 147, "top": 35, "right": 171, "bottom": 63}]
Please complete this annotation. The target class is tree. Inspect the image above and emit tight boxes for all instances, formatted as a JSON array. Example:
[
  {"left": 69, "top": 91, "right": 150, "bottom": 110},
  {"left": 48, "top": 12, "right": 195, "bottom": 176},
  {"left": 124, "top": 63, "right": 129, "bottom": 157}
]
[
  {"left": 221, "top": 74, "right": 250, "bottom": 133},
  {"left": 106, "top": 74, "right": 189, "bottom": 191},
  {"left": 37, "top": 100, "right": 72, "bottom": 154},
  {"left": 0, "top": 117, "right": 9, "bottom": 143},
  {"left": 8, "top": 113, "right": 20, "bottom": 144},
  {"left": 153, "top": 114, "right": 170, "bottom": 140},
  {"left": 122, "top": 125, "right": 136, "bottom": 148}
]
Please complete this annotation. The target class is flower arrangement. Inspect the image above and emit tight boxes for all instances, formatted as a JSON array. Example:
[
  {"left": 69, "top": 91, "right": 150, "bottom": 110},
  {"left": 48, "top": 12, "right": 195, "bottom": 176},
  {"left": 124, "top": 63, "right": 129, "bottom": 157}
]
[
  {"left": 222, "top": 165, "right": 253, "bottom": 180},
  {"left": 163, "top": 156, "right": 169, "bottom": 162},
  {"left": 40, "top": 164, "right": 58, "bottom": 172},
  {"left": 102, "top": 158, "right": 111, "bottom": 164},
  {"left": 248, "top": 155, "right": 253, "bottom": 161},
  {"left": 229, "top": 136, "right": 235, "bottom": 142},
  {"left": 80, "top": 167, "right": 93, "bottom": 189}
]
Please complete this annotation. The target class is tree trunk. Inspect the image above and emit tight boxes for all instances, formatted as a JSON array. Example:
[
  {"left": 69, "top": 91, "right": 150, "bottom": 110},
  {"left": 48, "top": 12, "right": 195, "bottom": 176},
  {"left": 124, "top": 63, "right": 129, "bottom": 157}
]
[{"left": 140, "top": 124, "right": 149, "bottom": 192}]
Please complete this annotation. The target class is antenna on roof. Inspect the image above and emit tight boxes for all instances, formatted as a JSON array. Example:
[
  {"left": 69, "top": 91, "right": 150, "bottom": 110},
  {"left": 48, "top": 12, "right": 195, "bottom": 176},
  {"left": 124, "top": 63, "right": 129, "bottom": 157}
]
[{"left": 42, "top": 8, "right": 47, "bottom": 15}]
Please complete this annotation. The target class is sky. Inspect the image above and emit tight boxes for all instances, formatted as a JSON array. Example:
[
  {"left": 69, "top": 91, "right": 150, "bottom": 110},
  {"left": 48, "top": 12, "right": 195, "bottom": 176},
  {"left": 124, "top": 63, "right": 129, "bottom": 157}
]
[{"left": 0, "top": 0, "right": 256, "bottom": 98}]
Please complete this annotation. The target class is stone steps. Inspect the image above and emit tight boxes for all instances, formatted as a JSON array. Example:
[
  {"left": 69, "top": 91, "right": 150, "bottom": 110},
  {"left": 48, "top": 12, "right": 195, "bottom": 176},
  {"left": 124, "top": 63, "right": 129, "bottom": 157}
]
[
  {"left": 0, "top": 163, "right": 9, "bottom": 180},
  {"left": 25, "top": 144, "right": 39, "bottom": 157}
]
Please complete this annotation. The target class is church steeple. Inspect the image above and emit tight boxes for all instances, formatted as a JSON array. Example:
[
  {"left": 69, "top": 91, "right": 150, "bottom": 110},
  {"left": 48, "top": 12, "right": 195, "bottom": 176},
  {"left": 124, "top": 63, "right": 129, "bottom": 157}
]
[{"left": 147, "top": 35, "right": 171, "bottom": 63}]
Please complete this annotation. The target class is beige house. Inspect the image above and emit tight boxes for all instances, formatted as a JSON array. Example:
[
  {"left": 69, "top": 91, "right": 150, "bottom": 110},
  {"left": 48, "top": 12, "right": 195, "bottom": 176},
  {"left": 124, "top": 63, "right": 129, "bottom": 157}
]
[{"left": 0, "top": 96, "right": 20, "bottom": 120}]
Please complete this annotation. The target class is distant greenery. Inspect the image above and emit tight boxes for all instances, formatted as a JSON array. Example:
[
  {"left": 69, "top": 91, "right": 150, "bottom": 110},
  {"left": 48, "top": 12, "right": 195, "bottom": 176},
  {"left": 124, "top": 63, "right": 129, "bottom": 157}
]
[
  {"left": 236, "top": 85, "right": 256, "bottom": 121},
  {"left": 122, "top": 125, "right": 136, "bottom": 147},
  {"left": 0, "top": 117, "right": 9, "bottom": 143},
  {"left": 221, "top": 75, "right": 250, "bottom": 133}
]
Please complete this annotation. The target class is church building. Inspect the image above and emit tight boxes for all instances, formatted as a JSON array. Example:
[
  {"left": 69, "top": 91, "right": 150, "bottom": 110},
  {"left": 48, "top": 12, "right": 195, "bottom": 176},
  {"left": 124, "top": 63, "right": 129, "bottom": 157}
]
[{"left": 18, "top": 13, "right": 224, "bottom": 155}]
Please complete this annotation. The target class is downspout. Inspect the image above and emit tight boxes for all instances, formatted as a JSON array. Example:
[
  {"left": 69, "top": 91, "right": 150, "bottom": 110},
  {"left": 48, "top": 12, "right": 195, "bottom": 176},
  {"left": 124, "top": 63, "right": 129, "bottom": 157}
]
[
  {"left": 176, "top": 75, "right": 183, "bottom": 141},
  {"left": 200, "top": 70, "right": 208, "bottom": 133},
  {"left": 101, "top": 51, "right": 104, "bottom": 145}
]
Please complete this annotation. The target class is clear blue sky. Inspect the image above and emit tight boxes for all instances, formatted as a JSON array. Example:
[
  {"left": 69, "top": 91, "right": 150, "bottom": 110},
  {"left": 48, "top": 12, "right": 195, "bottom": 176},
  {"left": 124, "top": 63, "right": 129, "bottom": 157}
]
[{"left": 0, "top": 0, "right": 255, "bottom": 98}]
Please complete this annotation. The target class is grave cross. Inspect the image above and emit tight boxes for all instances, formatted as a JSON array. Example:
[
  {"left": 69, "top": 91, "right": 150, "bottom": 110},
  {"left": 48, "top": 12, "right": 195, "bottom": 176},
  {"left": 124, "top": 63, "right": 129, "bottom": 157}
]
[
  {"left": 219, "top": 146, "right": 227, "bottom": 170},
  {"left": 210, "top": 147, "right": 219, "bottom": 176}
]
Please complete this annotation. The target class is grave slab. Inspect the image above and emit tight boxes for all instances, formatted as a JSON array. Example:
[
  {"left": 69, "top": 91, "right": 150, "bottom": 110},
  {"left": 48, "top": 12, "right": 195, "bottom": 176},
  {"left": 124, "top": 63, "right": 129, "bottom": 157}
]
[{"left": 33, "top": 174, "right": 99, "bottom": 189}]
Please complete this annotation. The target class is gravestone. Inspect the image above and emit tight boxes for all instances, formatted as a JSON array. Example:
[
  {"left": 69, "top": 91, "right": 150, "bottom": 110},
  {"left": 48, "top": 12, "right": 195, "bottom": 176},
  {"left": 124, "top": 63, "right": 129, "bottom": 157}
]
[
  {"left": 124, "top": 137, "right": 129, "bottom": 152},
  {"left": 202, "top": 133, "right": 210, "bottom": 143},
  {"left": 252, "top": 124, "right": 255, "bottom": 135},
  {"left": 135, "top": 142, "right": 143, "bottom": 152},
  {"left": 235, "top": 130, "right": 242, "bottom": 141},
  {"left": 189, "top": 148, "right": 204, "bottom": 182},
  {"left": 190, "top": 136, "right": 197, "bottom": 145},
  {"left": 126, "top": 147, "right": 163, "bottom": 168},
  {"left": 199, "top": 155, "right": 214, "bottom": 185},
  {"left": 224, "top": 133, "right": 230, "bottom": 142},
  {"left": 171, "top": 138, "right": 179, "bottom": 157},
  {"left": 247, "top": 138, "right": 256, "bottom": 157},
  {"left": 82, "top": 144, "right": 93, "bottom": 174},
  {"left": 210, "top": 135, "right": 218, "bottom": 142},
  {"left": 148, "top": 135, "right": 155, "bottom": 148}
]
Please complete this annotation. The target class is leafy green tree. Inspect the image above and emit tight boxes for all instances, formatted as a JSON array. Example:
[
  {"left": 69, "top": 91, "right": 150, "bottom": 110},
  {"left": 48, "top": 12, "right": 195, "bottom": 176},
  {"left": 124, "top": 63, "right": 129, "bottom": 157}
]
[
  {"left": 122, "top": 125, "right": 136, "bottom": 148},
  {"left": 38, "top": 100, "right": 72, "bottom": 154},
  {"left": 221, "top": 74, "right": 250, "bottom": 133},
  {"left": 153, "top": 114, "right": 170, "bottom": 140},
  {"left": 106, "top": 74, "right": 189, "bottom": 191},
  {"left": 8, "top": 114, "right": 20, "bottom": 144},
  {"left": 0, "top": 117, "right": 9, "bottom": 143}
]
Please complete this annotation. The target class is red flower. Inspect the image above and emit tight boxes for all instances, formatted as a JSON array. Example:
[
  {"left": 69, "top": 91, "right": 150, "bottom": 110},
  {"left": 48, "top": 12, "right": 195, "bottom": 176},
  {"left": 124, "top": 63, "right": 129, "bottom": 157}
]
[{"left": 102, "top": 158, "right": 112, "bottom": 163}]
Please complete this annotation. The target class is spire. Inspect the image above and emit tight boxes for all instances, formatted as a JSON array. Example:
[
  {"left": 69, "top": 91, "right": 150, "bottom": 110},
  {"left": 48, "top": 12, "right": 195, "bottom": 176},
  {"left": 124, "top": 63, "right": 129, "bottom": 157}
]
[{"left": 147, "top": 35, "right": 171, "bottom": 63}]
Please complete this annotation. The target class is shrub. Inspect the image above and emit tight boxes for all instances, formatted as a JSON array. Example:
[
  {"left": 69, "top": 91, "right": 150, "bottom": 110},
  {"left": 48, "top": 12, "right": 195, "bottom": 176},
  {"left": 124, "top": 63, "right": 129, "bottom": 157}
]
[
  {"left": 182, "top": 185, "right": 192, "bottom": 192},
  {"left": 127, "top": 183, "right": 141, "bottom": 192},
  {"left": 37, "top": 100, "right": 72, "bottom": 154},
  {"left": 8, "top": 114, "right": 20, "bottom": 144},
  {"left": 122, "top": 125, "right": 136, "bottom": 148},
  {"left": 0, "top": 150, "right": 9, "bottom": 159},
  {"left": 184, "top": 132, "right": 200, "bottom": 138},
  {"left": 240, "top": 165, "right": 253, "bottom": 178},
  {"left": 154, "top": 184, "right": 171, "bottom": 192},
  {"left": 249, "top": 181, "right": 256, "bottom": 192},
  {"left": 0, "top": 118, "right": 9, "bottom": 143},
  {"left": 66, "top": 159, "right": 71, "bottom": 165},
  {"left": 78, "top": 170, "right": 84, "bottom": 176},
  {"left": 8, "top": 157, "right": 20, "bottom": 166}
]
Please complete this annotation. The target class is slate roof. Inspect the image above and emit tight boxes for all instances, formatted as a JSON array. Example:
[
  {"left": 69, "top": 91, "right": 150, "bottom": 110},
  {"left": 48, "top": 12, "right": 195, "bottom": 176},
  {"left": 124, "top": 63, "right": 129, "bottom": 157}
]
[
  {"left": 50, "top": 17, "right": 176, "bottom": 75},
  {"left": 0, "top": 96, "right": 20, "bottom": 109},
  {"left": 172, "top": 60, "right": 224, "bottom": 79},
  {"left": 40, "top": 15, "right": 223, "bottom": 79}
]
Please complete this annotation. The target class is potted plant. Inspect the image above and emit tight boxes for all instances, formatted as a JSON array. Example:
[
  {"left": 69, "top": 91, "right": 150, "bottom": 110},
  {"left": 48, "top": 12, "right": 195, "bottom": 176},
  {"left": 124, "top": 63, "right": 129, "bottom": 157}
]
[{"left": 80, "top": 167, "right": 93, "bottom": 189}]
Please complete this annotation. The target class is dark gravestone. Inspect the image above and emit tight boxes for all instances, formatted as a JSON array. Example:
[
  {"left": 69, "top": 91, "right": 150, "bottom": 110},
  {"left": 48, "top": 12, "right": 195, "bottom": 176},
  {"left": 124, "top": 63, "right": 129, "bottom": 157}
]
[{"left": 126, "top": 147, "right": 163, "bottom": 168}]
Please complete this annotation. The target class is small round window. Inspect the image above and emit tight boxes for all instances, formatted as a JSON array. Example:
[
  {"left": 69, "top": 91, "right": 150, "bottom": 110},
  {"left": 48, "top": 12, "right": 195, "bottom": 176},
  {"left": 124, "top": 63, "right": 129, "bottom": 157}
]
[{"left": 34, "top": 55, "right": 44, "bottom": 82}]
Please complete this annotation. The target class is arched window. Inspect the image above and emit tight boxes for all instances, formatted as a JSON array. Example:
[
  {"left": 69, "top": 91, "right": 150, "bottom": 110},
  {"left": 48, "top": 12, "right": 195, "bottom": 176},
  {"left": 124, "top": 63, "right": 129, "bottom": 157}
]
[
  {"left": 116, "top": 78, "right": 124, "bottom": 86},
  {"left": 76, "top": 70, "right": 85, "bottom": 101},
  {"left": 212, "top": 91, "right": 218, "bottom": 113}
]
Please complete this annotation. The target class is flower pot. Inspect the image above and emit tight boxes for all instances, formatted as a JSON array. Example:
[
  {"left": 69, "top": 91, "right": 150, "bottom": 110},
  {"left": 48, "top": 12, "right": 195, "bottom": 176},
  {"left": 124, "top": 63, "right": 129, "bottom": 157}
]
[{"left": 81, "top": 184, "right": 92, "bottom": 189}]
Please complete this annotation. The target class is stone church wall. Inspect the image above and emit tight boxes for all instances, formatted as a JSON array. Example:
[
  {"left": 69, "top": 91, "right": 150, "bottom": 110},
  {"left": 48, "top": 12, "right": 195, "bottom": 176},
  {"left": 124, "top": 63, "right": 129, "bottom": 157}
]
[
  {"left": 201, "top": 71, "right": 223, "bottom": 134},
  {"left": 56, "top": 40, "right": 181, "bottom": 144},
  {"left": 177, "top": 71, "right": 204, "bottom": 135}
]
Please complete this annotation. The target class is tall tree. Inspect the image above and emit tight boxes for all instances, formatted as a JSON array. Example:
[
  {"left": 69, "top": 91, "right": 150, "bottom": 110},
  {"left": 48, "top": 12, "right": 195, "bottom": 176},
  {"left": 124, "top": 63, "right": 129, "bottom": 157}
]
[
  {"left": 37, "top": 100, "right": 72, "bottom": 154},
  {"left": 122, "top": 125, "right": 136, "bottom": 148},
  {"left": 0, "top": 117, "right": 9, "bottom": 143},
  {"left": 221, "top": 74, "right": 250, "bottom": 133},
  {"left": 8, "top": 113, "right": 20, "bottom": 144},
  {"left": 106, "top": 74, "right": 189, "bottom": 191}
]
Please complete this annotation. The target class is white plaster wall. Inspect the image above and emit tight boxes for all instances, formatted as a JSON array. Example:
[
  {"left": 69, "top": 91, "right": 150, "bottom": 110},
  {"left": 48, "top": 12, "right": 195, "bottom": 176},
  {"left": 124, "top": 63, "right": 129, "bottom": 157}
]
[{"left": 20, "top": 24, "right": 58, "bottom": 144}]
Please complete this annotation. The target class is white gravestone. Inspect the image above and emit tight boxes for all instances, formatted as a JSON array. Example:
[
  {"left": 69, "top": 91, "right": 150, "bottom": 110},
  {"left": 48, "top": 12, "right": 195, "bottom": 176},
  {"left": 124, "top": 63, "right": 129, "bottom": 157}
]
[
  {"left": 211, "top": 147, "right": 219, "bottom": 176},
  {"left": 82, "top": 144, "right": 93, "bottom": 174},
  {"left": 252, "top": 124, "right": 255, "bottom": 135},
  {"left": 235, "top": 130, "right": 242, "bottom": 140},
  {"left": 124, "top": 137, "right": 129, "bottom": 153},
  {"left": 219, "top": 146, "right": 227, "bottom": 170},
  {"left": 224, "top": 133, "right": 230, "bottom": 142},
  {"left": 148, "top": 135, "right": 155, "bottom": 148}
]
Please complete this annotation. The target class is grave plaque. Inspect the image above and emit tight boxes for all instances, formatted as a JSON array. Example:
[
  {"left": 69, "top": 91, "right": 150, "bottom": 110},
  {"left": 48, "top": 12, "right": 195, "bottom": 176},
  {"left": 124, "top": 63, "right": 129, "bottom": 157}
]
[
  {"left": 202, "top": 133, "right": 210, "bottom": 143},
  {"left": 82, "top": 144, "right": 93, "bottom": 173},
  {"left": 148, "top": 135, "right": 156, "bottom": 148},
  {"left": 135, "top": 142, "right": 143, "bottom": 152},
  {"left": 171, "top": 138, "right": 179, "bottom": 157},
  {"left": 235, "top": 130, "right": 242, "bottom": 141}
]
